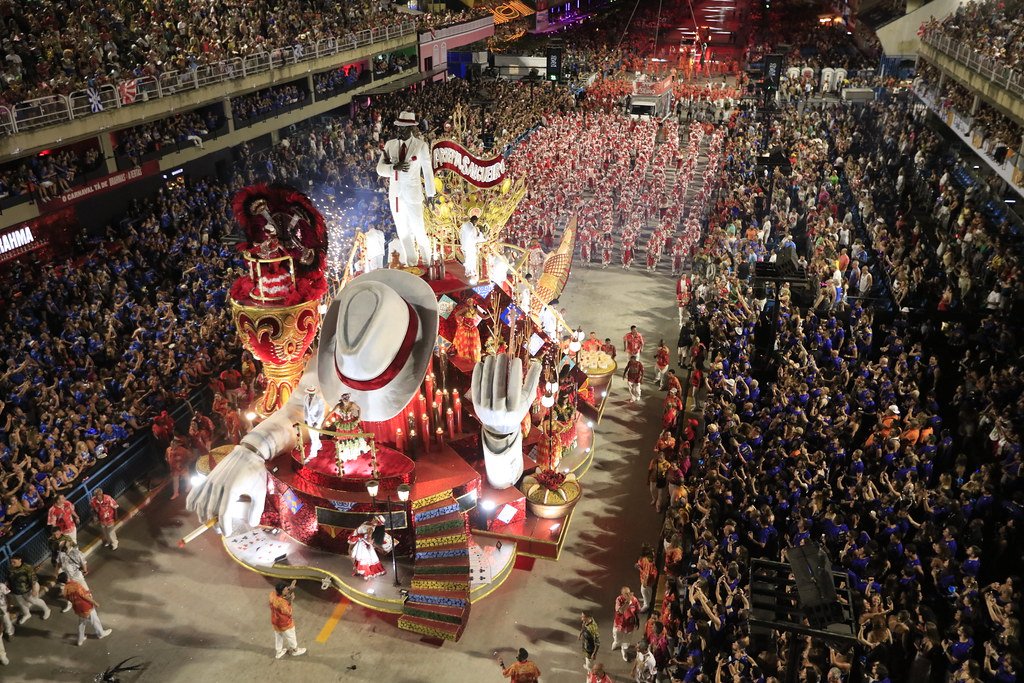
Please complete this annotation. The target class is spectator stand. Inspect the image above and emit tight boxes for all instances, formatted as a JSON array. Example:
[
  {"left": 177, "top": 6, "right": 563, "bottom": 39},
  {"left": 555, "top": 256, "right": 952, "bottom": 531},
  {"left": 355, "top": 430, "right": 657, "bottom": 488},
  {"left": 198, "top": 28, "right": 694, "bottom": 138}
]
[
  {"left": 112, "top": 106, "right": 228, "bottom": 171},
  {"left": 0, "top": 141, "right": 107, "bottom": 210},
  {"left": 231, "top": 81, "right": 312, "bottom": 131},
  {"left": 1, "top": 21, "right": 418, "bottom": 137},
  {"left": 0, "top": 386, "right": 212, "bottom": 583}
]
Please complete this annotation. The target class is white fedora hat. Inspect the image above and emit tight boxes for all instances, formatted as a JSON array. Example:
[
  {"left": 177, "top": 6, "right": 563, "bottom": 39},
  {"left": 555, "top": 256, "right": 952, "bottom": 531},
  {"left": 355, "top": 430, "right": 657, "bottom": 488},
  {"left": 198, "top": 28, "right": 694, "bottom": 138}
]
[
  {"left": 394, "top": 110, "right": 418, "bottom": 127},
  {"left": 317, "top": 270, "right": 438, "bottom": 422}
]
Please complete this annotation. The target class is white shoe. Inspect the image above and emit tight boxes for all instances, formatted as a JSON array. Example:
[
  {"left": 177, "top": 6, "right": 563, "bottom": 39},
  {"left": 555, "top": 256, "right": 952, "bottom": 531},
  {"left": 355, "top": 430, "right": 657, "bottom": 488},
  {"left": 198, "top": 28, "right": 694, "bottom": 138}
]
[
  {"left": 289, "top": 648, "right": 306, "bottom": 657},
  {"left": 41, "top": 609, "right": 51, "bottom": 621},
  {"left": 111, "top": 543, "right": 119, "bottom": 550},
  {"left": 1, "top": 654, "right": 9, "bottom": 665},
  {"left": 17, "top": 615, "right": 29, "bottom": 625},
  {"left": 275, "top": 650, "right": 287, "bottom": 659},
  {"left": 98, "top": 629, "right": 112, "bottom": 639},
  {"left": 62, "top": 602, "right": 72, "bottom": 613},
  {"left": 77, "top": 635, "right": 86, "bottom": 647}
]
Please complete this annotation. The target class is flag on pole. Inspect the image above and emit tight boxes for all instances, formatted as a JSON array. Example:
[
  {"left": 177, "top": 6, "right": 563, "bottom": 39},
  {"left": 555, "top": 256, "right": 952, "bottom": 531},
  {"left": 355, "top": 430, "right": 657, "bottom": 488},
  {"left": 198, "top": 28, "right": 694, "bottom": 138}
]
[
  {"left": 118, "top": 79, "right": 137, "bottom": 104},
  {"left": 87, "top": 87, "right": 104, "bottom": 113}
]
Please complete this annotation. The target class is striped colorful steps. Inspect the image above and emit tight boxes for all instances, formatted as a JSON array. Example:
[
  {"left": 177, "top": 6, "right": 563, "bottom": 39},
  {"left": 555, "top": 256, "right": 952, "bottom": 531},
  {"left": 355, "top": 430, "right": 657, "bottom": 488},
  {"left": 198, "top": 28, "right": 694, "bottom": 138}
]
[{"left": 399, "top": 492, "right": 473, "bottom": 641}]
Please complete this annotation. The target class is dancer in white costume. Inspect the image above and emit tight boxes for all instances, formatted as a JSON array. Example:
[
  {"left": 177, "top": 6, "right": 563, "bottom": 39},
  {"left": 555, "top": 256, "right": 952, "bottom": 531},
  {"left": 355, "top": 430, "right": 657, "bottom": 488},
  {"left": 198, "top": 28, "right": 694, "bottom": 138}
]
[
  {"left": 376, "top": 111, "right": 435, "bottom": 266},
  {"left": 302, "top": 386, "right": 325, "bottom": 462},
  {"left": 459, "top": 215, "right": 483, "bottom": 281}
]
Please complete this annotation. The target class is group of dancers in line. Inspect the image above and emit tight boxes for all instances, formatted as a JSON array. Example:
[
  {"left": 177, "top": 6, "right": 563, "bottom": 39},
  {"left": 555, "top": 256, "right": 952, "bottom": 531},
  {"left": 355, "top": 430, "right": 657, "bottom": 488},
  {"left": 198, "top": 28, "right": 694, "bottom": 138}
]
[{"left": 502, "top": 111, "right": 727, "bottom": 276}]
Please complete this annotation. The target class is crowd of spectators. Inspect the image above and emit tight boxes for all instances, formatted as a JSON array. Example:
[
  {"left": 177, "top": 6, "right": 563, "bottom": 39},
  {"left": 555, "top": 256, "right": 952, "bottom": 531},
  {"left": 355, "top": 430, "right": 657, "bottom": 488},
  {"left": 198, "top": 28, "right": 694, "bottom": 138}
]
[
  {"left": 115, "top": 109, "right": 224, "bottom": 163},
  {"left": 0, "top": 147, "right": 104, "bottom": 203},
  {"left": 313, "top": 63, "right": 369, "bottom": 100},
  {"left": 923, "top": 0, "right": 1024, "bottom": 75},
  {"left": 917, "top": 62, "right": 1024, "bottom": 166},
  {"left": 232, "top": 84, "right": 308, "bottom": 125},
  {"left": 620, "top": 84, "right": 1023, "bottom": 682},
  {"left": 0, "top": 0, "right": 416, "bottom": 109},
  {"left": 0, "top": 178, "right": 243, "bottom": 535}
]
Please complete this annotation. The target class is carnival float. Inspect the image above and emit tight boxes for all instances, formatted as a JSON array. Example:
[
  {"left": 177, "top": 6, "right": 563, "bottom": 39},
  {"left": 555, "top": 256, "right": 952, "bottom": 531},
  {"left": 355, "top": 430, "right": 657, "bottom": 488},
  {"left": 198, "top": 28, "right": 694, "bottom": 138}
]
[{"left": 189, "top": 112, "right": 615, "bottom": 643}]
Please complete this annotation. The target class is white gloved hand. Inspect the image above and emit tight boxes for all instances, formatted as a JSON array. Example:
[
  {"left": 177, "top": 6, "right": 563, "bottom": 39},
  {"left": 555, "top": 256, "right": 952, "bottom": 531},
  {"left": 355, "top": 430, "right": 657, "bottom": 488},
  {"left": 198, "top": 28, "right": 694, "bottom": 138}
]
[
  {"left": 471, "top": 354, "right": 542, "bottom": 434},
  {"left": 471, "top": 354, "right": 541, "bottom": 489},
  {"left": 186, "top": 445, "right": 268, "bottom": 537}
]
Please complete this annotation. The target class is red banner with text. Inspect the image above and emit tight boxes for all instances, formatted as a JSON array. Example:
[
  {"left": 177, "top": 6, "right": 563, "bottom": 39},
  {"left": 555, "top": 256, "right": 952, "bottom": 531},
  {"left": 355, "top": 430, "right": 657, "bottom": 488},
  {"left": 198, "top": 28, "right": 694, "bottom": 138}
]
[
  {"left": 39, "top": 161, "right": 160, "bottom": 211},
  {"left": 431, "top": 140, "right": 508, "bottom": 188}
]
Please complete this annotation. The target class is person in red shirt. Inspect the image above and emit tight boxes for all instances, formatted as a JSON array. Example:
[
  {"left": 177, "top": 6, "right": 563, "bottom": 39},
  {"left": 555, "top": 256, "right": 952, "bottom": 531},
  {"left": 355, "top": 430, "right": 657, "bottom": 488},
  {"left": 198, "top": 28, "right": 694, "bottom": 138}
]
[
  {"left": 587, "top": 662, "right": 612, "bottom": 683},
  {"left": 166, "top": 435, "right": 193, "bottom": 500},
  {"left": 581, "top": 331, "right": 602, "bottom": 353},
  {"left": 636, "top": 545, "right": 658, "bottom": 612},
  {"left": 623, "top": 355, "right": 645, "bottom": 403},
  {"left": 60, "top": 572, "right": 111, "bottom": 646},
  {"left": 623, "top": 325, "right": 645, "bottom": 357},
  {"left": 89, "top": 488, "right": 119, "bottom": 550},
  {"left": 47, "top": 494, "right": 80, "bottom": 545},
  {"left": 269, "top": 581, "right": 306, "bottom": 659},
  {"left": 653, "top": 340, "right": 670, "bottom": 386},
  {"left": 611, "top": 586, "right": 641, "bottom": 658}
]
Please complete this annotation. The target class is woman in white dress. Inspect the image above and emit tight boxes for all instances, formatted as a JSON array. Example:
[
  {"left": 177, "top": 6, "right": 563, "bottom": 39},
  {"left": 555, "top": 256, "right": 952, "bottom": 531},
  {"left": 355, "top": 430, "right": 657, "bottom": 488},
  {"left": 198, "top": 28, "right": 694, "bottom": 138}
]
[{"left": 348, "top": 516, "right": 387, "bottom": 580}]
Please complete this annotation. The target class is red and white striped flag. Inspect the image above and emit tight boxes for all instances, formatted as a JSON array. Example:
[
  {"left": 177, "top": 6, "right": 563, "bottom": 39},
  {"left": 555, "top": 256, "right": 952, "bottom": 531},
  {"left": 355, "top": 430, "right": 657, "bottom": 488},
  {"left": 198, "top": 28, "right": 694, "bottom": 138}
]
[{"left": 118, "top": 78, "right": 137, "bottom": 104}]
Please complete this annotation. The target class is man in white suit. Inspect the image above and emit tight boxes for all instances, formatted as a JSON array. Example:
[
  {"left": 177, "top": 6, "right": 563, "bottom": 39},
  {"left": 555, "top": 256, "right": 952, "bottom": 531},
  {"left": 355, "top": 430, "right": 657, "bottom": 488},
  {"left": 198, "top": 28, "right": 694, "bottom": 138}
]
[{"left": 376, "top": 111, "right": 436, "bottom": 266}]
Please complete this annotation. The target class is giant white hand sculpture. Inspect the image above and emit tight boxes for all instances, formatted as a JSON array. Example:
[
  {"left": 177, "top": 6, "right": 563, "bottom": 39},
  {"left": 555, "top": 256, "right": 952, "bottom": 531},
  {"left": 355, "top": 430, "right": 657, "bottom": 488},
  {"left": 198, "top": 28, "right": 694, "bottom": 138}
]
[
  {"left": 186, "top": 446, "right": 268, "bottom": 537},
  {"left": 187, "top": 362, "right": 308, "bottom": 536},
  {"left": 471, "top": 354, "right": 542, "bottom": 489}
]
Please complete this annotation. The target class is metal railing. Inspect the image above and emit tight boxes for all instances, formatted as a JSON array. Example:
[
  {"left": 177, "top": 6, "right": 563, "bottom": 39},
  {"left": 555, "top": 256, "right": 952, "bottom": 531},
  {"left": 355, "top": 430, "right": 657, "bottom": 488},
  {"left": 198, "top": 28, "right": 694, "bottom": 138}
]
[
  {"left": 921, "top": 29, "right": 1024, "bottom": 98},
  {"left": 0, "top": 386, "right": 212, "bottom": 580},
  {"left": 1, "top": 21, "right": 417, "bottom": 137}
]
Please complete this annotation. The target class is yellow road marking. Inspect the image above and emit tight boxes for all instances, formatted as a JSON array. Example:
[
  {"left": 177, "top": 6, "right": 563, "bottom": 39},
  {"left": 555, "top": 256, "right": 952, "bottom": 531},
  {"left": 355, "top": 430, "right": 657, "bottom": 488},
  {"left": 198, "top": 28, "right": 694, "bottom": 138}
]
[{"left": 315, "top": 599, "right": 350, "bottom": 643}]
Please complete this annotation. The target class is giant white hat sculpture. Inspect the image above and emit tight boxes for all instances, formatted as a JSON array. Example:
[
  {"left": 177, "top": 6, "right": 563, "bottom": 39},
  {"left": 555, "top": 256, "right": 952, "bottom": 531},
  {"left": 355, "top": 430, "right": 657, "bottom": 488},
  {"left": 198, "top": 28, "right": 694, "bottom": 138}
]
[
  {"left": 317, "top": 270, "right": 438, "bottom": 421},
  {"left": 394, "top": 110, "right": 418, "bottom": 127}
]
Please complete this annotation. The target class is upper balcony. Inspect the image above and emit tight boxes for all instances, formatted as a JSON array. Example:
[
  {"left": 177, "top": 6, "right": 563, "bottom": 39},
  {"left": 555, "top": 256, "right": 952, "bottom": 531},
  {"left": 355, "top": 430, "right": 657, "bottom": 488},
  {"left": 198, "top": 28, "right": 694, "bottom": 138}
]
[
  {"left": 919, "top": 29, "right": 1024, "bottom": 123},
  {"left": 0, "top": 21, "right": 418, "bottom": 158}
]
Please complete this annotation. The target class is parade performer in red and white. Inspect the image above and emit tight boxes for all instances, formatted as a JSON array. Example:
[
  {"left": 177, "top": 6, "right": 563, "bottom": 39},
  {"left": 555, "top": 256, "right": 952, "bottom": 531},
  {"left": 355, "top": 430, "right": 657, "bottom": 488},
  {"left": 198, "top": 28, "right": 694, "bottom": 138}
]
[
  {"left": 89, "top": 488, "right": 119, "bottom": 550},
  {"left": 623, "top": 355, "right": 645, "bottom": 403},
  {"left": 623, "top": 325, "right": 645, "bottom": 357},
  {"left": 348, "top": 515, "right": 387, "bottom": 580},
  {"left": 47, "top": 494, "right": 80, "bottom": 544},
  {"left": 376, "top": 111, "right": 436, "bottom": 266},
  {"left": 653, "top": 340, "right": 670, "bottom": 385},
  {"left": 621, "top": 233, "right": 635, "bottom": 270},
  {"left": 663, "top": 388, "right": 683, "bottom": 430},
  {"left": 671, "top": 236, "right": 686, "bottom": 276},
  {"left": 579, "top": 226, "right": 593, "bottom": 266},
  {"left": 611, "top": 586, "right": 641, "bottom": 658},
  {"left": 166, "top": 434, "right": 193, "bottom": 500},
  {"left": 601, "top": 232, "right": 614, "bottom": 269}
]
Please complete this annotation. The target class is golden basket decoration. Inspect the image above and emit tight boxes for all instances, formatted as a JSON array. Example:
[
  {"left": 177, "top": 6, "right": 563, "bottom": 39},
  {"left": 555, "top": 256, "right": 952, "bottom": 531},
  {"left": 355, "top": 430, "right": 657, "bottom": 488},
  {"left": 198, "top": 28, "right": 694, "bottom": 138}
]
[
  {"left": 230, "top": 297, "right": 321, "bottom": 417},
  {"left": 521, "top": 473, "right": 583, "bottom": 519}
]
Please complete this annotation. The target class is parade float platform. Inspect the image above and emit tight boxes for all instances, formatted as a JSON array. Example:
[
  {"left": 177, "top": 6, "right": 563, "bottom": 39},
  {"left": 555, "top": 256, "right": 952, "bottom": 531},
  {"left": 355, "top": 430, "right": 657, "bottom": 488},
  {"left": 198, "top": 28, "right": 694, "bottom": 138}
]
[
  {"left": 200, "top": 251, "right": 602, "bottom": 640},
  {"left": 219, "top": 523, "right": 516, "bottom": 614}
]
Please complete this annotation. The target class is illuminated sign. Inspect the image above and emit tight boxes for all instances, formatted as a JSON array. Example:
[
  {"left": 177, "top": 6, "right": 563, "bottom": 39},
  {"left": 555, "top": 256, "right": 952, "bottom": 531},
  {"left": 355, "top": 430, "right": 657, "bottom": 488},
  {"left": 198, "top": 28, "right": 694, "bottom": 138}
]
[{"left": 0, "top": 226, "right": 35, "bottom": 257}]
